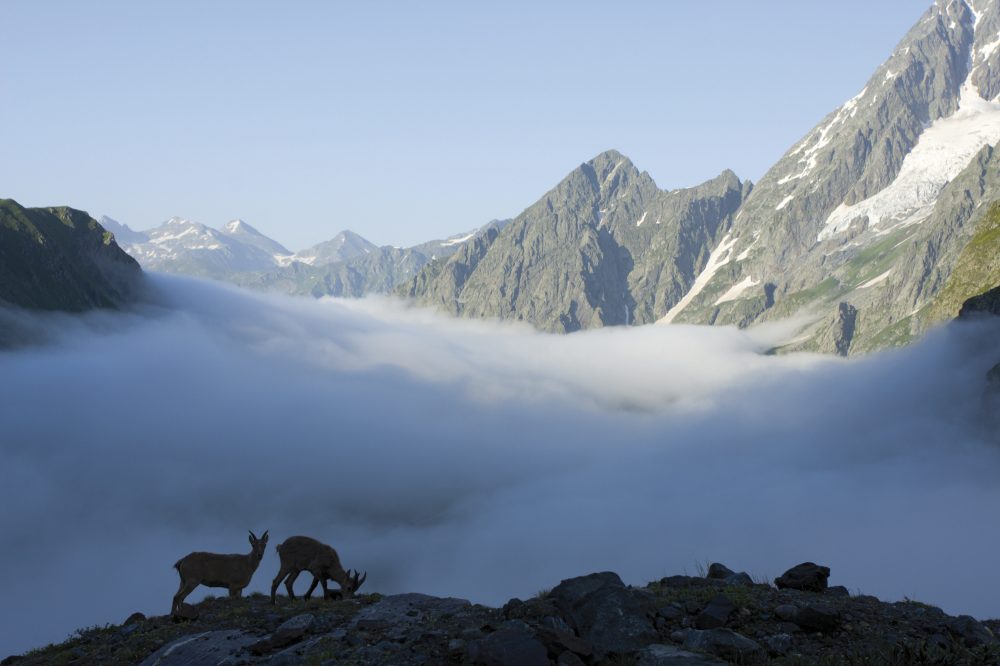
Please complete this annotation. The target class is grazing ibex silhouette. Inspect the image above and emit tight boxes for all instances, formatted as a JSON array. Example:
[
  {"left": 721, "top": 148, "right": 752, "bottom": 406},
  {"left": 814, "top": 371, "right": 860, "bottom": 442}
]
[
  {"left": 172, "top": 530, "right": 269, "bottom": 613},
  {"left": 270, "top": 535, "right": 366, "bottom": 604}
]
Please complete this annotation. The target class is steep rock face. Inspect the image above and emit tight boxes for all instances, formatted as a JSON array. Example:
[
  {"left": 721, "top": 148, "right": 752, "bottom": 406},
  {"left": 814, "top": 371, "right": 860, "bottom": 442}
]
[
  {"left": 404, "top": 150, "right": 745, "bottom": 332},
  {"left": 0, "top": 199, "right": 142, "bottom": 312},
  {"left": 667, "top": 0, "right": 1000, "bottom": 353},
  {"left": 927, "top": 198, "right": 1000, "bottom": 322}
]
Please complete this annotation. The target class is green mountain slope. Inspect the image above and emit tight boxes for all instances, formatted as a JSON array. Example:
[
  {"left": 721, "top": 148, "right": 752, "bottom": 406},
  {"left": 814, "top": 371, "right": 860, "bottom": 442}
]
[{"left": 0, "top": 198, "right": 142, "bottom": 312}]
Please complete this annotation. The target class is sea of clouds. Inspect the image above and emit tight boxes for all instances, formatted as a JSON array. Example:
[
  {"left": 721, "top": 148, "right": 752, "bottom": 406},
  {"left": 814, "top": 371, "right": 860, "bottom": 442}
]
[{"left": 1, "top": 273, "right": 999, "bottom": 656}]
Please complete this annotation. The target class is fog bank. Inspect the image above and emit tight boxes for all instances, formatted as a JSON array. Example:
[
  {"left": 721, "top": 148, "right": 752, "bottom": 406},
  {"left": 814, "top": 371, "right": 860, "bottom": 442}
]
[{"left": 1, "top": 274, "right": 998, "bottom": 656}]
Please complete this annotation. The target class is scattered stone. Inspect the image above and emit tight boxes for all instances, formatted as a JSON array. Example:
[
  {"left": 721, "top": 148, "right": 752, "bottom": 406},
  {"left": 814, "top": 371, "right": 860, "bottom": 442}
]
[
  {"left": 794, "top": 604, "right": 841, "bottom": 634},
  {"left": 683, "top": 628, "right": 765, "bottom": 664},
  {"left": 637, "top": 643, "right": 728, "bottom": 664},
  {"left": 670, "top": 630, "right": 688, "bottom": 643},
  {"left": 775, "top": 562, "right": 830, "bottom": 592},
  {"left": 550, "top": 572, "right": 657, "bottom": 659},
  {"left": 706, "top": 563, "right": 735, "bottom": 580},
  {"left": 824, "top": 585, "right": 850, "bottom": 598},
  {"left": 695, "top": 594, "right": 734, "bottom": 630},
  {"left": 468, "top": 626, "right": 548, "bottom": 666}
]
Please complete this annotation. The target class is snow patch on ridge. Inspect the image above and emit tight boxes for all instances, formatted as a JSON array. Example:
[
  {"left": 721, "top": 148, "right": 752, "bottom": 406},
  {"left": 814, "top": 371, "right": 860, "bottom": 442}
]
[
  {"left": 635, "top": 211, "right": 648, "bottom": 227},
  {"left": 819, "top": 74, "right": 1000, "bottom": 241},
  {"left": 658, "top": 233, "right": 737, "bottom": 324},
  {"left": 775, "top": 195, "right": 794, "bottom": 211},
  {"left": 714, "top": 275, "right": 760, "bottom": 305},
  {"left": 781, "top": 88, "right": 868, "bottom": 184},
  {"left": 441, "top": 233, "right": 474, "bottom": 247},
  {"left": 858, "top": 270, "right": 893, "bottom": 289}
]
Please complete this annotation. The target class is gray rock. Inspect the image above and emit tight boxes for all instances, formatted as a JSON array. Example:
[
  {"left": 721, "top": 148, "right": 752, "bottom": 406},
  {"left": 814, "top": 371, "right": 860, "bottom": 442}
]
[
  {"left": 170, "top": 603, "right": 199, "bottom": 621},
  {"left": 774, "top": 604, "right": 799, "bottom": 622},
  {"left": 637, "top": 643, "right": 728, "bottom": 664},
  {"left": 723, "top": 572, "right": 754, "bottom": 586},
  {"left": 273, "top": 613, "right": 315, "bottom": 643},
  {"left": 706, "top": 563, "right": 735, "bottom": 580},
  {"left": 945, "top": 615, "right": 995, "bottom": 647},
  {"left": 139, "top": 630, "right": 257, "bottom": 666},
  {"left": 550, "top": 571, "right": 657, "bottom": 659},
  {"left": 794, "top": 604, "right": 841, "bottom": 633},
  {"left": 122, "top": 612, "right": 146, "bottom": 626},
  {"left": 557, "top": 651, "right": 587, "bottom": 666},
  {"left": 775, "top": 562, "right": 830, "bottom": 592},
  {"left": 658, "top": 604, "right": 685, "bottom": 621},
  {"left": 764, "top": 633, "right": 795, "bottom": 656},
  {"left": 468, "top": 626, "right": 549, "bottom": 666},
  {"left": 695, "top": 594, "right": 734, "bottom": 630},
  {"left": 824, "top": 585, "right": 851, "bottom": 598},
  {"left": 683, "top": 628, "right": 766, "bottom": 664},
  {"left": 350, "top": 593, "right": 471, "bottom": 631}
]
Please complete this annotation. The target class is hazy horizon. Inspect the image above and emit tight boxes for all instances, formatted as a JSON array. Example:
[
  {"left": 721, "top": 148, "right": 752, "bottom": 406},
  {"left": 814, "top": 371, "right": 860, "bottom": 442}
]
[{"left": 1, "top": 1, "right": 930, "bottom": 249}]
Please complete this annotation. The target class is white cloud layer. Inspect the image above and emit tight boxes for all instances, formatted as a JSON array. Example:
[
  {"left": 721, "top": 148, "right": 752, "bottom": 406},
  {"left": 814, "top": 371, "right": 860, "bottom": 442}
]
[{"left": 1, "top": 273, "right": 999, "bottom": 656}]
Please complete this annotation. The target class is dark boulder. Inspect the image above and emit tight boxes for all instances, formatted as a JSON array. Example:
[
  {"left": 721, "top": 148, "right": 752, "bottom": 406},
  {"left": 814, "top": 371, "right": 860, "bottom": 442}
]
[
  {"left": 794, "top": 604, "right": 841, "bottom": 633},
  {"left": 706, "top": 563, "right": 735, "bottom": 580},
  {"left": 683, "top": 628, "right": 766, "bottom": 664},
  {"left": 945, "top": 615, "right": 995, "bottom": 647},
  {"left": 775, "top": 562, "right": 830, "bottom": 592},
  {"left": 550, "top": 571, "right": 657, "bottom": 659},
  {"left": 122, "top": 612, "right": 146, "bottom": 626},
  {"left": 637, "top": 643, "right": 728, "bottom": 664},
  {"left": 695, "top": 594, "right": 734, "bottom": 630},
  {"left": 469, "top": 626, "right": 549, "bottom": 666}
]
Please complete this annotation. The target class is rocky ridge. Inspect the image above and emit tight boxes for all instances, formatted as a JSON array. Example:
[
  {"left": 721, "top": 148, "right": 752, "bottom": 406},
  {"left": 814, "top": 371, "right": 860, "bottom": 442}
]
[
  {"left": 0, "top": 199, "right": 142, "bottom": 313},
  {"left": 8, "top": 562, "right": 999, "bottom": 666},
  {"left": 402, "top": 150, "right": 747, "bottom": 332}
]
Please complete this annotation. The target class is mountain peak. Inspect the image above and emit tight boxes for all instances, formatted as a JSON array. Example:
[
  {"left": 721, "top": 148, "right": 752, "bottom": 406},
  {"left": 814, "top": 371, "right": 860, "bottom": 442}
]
[{"left": 223, "top": 219, "right": 264, "bottom": 236}]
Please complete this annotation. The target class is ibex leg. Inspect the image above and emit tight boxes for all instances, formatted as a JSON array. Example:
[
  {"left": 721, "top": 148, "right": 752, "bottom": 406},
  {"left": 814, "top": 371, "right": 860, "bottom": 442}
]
[{"left": 284, "top": 569, "right": 301, "bottom": 600}]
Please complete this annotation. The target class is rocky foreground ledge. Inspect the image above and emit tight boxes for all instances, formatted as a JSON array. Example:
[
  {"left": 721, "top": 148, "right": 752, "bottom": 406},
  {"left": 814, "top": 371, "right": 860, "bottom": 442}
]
[{"left": 6, "top": 563, "right": 1000, "bottom": 665}]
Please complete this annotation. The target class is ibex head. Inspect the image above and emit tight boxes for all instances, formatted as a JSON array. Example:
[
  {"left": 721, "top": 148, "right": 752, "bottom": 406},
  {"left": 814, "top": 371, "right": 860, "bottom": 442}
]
[
  {"left": 340, "top": 568, "right": 367, "bottom": 598},
  {"left": 249, "top": 530, "right": 269, "bottom": 562}
]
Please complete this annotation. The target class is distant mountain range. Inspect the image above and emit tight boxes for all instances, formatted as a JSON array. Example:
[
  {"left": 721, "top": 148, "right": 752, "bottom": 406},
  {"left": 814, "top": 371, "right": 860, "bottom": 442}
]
[
  {"left": 102, "top": 214, "right": 510, "bottom": 299},
  {"left": 93, "top": 0, "right": 1000, "bottom": 354}
]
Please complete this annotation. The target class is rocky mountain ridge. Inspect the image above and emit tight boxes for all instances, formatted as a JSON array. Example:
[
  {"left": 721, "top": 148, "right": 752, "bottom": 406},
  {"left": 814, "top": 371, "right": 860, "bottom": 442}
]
[
  {"left": 0, "top": 200, "right": 142, "bottom": 313},
  {"left": 9, "top": 561, "right": 998, "bottom": 665}
]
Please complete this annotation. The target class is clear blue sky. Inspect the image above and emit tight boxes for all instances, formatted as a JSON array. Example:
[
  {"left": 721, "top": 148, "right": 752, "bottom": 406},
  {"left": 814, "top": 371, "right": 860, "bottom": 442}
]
[{"left": 1, "top": 1, "right": 932, "bottom": 250}]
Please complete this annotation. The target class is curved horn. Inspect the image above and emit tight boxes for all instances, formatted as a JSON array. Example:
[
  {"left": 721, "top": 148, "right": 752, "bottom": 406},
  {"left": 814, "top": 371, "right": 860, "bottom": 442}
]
[
  {"left": 249, "top": 530, "right": 258, "bottom": 540},
  {"left": 262, "top": 530, "right": 269, "bottom": 539}
]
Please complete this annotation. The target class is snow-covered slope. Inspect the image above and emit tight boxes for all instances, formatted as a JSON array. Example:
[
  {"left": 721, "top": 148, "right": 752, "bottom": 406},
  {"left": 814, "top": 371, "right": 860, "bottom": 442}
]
[{"left": 659, "top": 0, "right": 1000, "bottom": 354}]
